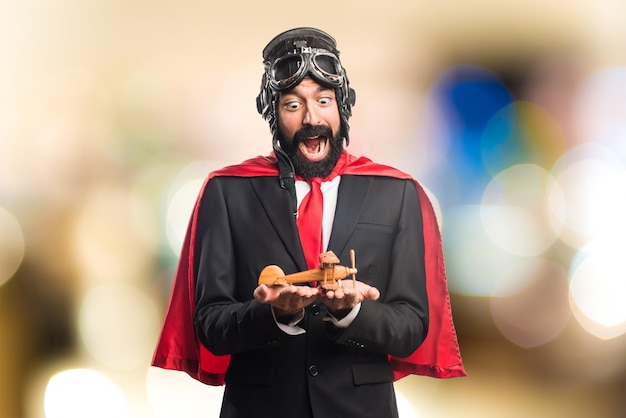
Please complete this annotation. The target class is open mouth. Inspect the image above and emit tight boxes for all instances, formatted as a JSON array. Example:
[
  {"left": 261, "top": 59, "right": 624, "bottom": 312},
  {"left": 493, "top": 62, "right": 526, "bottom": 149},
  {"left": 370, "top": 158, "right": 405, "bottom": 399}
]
[{"left": 298, "top": 135, "right": 329, "bottom": 161}]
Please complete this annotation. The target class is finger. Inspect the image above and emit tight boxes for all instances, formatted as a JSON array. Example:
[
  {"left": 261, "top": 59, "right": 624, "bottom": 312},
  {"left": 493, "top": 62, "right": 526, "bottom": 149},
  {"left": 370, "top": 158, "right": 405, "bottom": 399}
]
[
  {"left": 366, "top": 286, "right": 380, "bottom": 301},
  {"left": 295, "top": 285, "right": 318, "bottom": 298},
  {"left": 254, "top": 285, "right": 269, "bottom": 302},
  {"left": 332, "top": 288, "right": 346, "bottom": 299},
  {"left": 279, "top": 285, "right": 298, "bottom": 296}
]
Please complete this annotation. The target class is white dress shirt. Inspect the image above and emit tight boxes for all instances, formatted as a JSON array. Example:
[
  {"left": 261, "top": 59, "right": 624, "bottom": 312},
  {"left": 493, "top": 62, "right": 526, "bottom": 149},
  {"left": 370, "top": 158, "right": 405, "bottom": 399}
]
[{"left": 273, "top": 176, "right": 361, "bottom": 334}]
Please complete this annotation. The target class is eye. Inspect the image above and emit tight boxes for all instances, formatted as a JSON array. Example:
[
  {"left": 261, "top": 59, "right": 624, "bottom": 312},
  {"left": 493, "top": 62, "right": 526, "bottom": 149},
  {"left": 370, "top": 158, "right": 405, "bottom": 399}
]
[
  {"left": 283, "top": 100, "right": 301, "bottom": 111},
  {"left": 319, "top": 96, "right": 333, "bottom": 105}
]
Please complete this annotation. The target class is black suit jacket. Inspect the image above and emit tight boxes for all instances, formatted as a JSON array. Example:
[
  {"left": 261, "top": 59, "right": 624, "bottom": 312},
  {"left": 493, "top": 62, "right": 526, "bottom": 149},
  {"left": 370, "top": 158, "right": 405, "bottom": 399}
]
[{"left": 193, "top": 174, "right": 429, "bottom": 418}]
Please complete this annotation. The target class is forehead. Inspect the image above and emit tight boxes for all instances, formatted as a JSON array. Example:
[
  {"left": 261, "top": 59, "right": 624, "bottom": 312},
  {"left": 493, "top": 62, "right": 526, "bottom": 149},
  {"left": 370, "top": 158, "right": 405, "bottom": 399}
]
[{"left": 280, "top": 78, "right": 335, "bottom": 97}]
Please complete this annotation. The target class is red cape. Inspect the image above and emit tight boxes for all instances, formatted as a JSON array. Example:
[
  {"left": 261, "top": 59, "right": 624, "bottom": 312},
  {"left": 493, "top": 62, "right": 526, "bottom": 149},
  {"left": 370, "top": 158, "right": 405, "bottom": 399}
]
[{"left": 152, "top": 152, "right": 466, "bottom": 385}]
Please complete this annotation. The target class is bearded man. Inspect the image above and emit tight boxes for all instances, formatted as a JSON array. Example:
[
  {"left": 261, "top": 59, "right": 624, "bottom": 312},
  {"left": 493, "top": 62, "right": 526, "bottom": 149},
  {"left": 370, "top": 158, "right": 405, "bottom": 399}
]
[{"left": 152, "top": 27, "right": 465, "bottom": 418}]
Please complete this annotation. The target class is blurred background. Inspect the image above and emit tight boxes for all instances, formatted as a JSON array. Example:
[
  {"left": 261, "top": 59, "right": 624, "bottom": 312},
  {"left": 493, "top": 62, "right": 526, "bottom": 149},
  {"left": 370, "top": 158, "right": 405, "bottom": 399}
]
[{"left": 1, "top": 0, "right": 624, "bottom": 417}]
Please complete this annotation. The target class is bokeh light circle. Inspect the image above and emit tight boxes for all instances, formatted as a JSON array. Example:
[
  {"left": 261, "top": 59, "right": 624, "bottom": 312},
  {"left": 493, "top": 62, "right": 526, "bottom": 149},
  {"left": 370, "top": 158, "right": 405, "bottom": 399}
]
[
  {"left": 163, "top": 161, "right": 225, "bottom": 255},
  {"left": 481, "top": 164, "right": 561, "bottom": 257},
  {"left": 78, "top": 283, "right": 160, "bottom": 370},
  {"left": 443, "top": 205, "right": 521, "bottom": 296},
  {"left": 569, "top": 240, "right": 626, "bottom": 339},
  {"left": 490, "top": 258, "right": 570, "bottom": 348},
  {"left": 44, "top": 368, "right": 127, "bottom": 418},
  {"left": 165, "top": 178, "right": 204, "bottom": 255},
  {"left": 146, "top": 367, "right": 224, "bottom": 418},
  {"left": 549, "top": 142, "right": 625, "bottom": 249}
]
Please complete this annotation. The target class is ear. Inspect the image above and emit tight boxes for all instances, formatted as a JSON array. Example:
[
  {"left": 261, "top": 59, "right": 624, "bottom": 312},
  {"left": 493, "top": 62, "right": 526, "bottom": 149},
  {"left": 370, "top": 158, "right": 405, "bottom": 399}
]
[{"left": 347, "top": 87, "right": 356, "bottom": 106}]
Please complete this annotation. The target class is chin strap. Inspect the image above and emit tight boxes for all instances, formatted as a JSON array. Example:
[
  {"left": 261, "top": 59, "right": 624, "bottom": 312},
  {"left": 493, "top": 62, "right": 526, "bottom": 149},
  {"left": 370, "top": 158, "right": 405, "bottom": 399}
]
[{"left": 273, "top": 144, "right": 298, "bottom": 217}]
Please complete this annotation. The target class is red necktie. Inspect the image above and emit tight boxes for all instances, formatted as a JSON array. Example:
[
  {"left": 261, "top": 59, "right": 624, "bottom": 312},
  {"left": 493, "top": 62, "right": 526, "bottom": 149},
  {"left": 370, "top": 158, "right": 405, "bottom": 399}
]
[{"left": 297, "top": 178, "right": 323, "bottom": 270}]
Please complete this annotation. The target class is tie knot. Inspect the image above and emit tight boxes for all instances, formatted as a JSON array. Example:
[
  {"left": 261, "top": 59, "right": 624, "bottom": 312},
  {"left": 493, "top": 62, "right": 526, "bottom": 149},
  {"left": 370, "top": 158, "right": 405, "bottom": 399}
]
[{"left": 309, "top": 178, "right": 322, "bottom": 188}]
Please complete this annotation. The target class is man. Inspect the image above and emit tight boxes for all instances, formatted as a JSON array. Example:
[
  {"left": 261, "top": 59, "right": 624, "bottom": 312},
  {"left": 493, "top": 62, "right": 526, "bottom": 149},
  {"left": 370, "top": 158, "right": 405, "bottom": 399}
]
[{"left": 153, "top": 28, "right": 465, "bottom": 418}]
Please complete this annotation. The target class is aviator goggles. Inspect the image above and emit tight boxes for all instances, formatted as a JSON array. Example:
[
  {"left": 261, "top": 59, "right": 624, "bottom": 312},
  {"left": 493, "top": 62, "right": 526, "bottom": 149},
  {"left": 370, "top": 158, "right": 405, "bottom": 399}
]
[{"left": 268, "top": 47, "right": 345, "bottom": 91}]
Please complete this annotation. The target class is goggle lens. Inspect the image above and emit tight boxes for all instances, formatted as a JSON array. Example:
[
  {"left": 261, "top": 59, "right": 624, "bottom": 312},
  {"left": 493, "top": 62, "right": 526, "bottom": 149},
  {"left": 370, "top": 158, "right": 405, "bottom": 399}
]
[
  {"left": 273, "top": 55, "right": 304, "bottom": 84},
  {"left": 270, "top": 51, "right": 343, "bottom": 90},
  {"left": 313, "top": 54, "right": 339, "bottom": 75}
]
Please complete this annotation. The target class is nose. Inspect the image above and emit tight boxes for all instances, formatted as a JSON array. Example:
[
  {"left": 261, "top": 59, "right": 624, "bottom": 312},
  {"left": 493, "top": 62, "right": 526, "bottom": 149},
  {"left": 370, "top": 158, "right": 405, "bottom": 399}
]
[{"left": 303, "top": 104, "right": 320, "bottom": 126}]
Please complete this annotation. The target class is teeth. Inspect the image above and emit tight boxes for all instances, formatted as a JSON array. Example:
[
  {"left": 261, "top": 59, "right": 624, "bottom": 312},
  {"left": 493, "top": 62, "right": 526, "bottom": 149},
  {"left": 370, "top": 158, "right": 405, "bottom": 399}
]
[{"left": 301, "top": 138, "right": 326, "bottom": 156}]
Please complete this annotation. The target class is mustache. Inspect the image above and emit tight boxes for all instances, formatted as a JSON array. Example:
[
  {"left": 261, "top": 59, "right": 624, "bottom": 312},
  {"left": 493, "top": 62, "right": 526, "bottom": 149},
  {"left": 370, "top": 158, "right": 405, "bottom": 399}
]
[{"left": 293, "top": 125, "right": 333, "bottom": 144}]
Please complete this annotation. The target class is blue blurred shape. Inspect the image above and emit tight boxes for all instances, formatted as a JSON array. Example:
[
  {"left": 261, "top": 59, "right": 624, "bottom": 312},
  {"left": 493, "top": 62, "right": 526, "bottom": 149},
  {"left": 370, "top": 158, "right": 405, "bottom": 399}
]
[{"left": 429, "top": 65, "right": 513, "bottom": 204}]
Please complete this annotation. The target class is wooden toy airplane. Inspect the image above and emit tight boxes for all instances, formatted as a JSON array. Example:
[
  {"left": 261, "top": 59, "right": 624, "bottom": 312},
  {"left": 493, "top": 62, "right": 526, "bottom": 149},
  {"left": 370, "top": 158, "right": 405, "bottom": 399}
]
[{"left": 258, "top": 250, "right": 357, "bottom": 290}]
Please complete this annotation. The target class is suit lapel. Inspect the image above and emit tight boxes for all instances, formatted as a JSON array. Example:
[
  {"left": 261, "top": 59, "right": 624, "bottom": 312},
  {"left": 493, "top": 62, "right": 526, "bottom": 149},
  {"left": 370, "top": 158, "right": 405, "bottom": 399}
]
[
  {"left": 250, "top": 177, "right": 308, "bottom": 271},
  {"left": 328, "top": 175, "right": 372, "bottom": 257},
  {"left": 249, "top": 175, "right": 372, "bottom": 272}
]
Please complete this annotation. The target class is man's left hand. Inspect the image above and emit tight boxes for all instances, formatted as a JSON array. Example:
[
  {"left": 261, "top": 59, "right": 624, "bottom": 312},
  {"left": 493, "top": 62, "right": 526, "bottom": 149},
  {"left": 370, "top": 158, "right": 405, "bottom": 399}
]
[{"left": 318, "top": 280, "right": 380, "bottom": 312}]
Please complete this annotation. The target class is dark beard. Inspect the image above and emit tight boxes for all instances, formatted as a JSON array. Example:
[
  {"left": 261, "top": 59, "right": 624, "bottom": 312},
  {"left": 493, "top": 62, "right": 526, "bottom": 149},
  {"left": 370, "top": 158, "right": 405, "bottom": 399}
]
[{"left": 278, "top": 125, "right": 344, "bottom": 179}]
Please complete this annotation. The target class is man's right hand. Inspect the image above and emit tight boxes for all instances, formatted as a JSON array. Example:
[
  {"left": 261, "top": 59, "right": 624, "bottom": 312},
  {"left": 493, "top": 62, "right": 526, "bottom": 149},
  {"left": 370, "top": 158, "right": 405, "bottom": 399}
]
[{"left": 253, "top": 284, "right": 319, "bottom": 318}]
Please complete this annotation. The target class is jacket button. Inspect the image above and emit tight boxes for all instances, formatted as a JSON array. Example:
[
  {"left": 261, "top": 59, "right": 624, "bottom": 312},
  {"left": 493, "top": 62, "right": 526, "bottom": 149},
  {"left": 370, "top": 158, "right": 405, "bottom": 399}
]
[
  {"left": 308, "top": 365, "right": 319, "bottom": 377},
  {"left": 310, "top": 304, "right": 320, "bottom": 316},
  {"left": 263, "top": 340, "right": 279, "bottom": 348}
]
